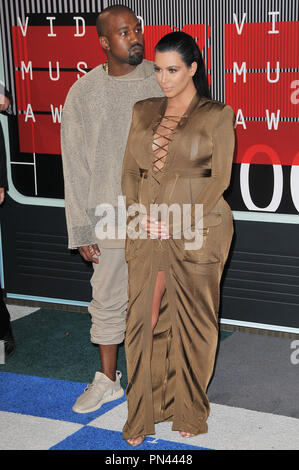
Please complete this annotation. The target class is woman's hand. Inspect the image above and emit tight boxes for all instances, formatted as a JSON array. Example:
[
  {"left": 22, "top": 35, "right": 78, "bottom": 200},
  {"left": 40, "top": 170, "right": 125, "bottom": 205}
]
[{"left": 140, "top": 215, "right": 169, "bottom": 239}]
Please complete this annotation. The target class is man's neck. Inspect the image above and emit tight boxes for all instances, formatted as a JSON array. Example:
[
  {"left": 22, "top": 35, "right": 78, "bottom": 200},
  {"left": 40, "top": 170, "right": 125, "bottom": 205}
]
[{"left": 106, "top": 60, "right": 138, "bottom": 77}]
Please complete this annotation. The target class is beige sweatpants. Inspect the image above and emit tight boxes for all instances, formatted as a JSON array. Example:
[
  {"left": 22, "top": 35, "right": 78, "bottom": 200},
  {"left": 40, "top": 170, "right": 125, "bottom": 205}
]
[{"left": 88, "top": 247, "right": 128, "bottom": 345}]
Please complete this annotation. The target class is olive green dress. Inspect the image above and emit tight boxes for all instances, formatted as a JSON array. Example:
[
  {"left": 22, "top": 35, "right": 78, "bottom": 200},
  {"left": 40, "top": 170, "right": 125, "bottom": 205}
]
[{"left": 121, "top": 93, "right": 235, "bottom": 439}]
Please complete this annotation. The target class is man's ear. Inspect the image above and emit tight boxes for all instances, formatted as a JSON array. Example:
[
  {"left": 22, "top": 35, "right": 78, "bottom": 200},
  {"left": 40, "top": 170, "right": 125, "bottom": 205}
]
[{"left": 99, "top": 36, "right": 110, "bottom": 51}]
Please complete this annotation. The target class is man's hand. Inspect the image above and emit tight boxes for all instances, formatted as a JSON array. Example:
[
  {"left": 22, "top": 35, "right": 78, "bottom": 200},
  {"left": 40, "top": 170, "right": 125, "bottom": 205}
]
[
  {"left": 0, "top": 94, "right": 10, "bottom": 111},
  {"left": 0, "top": 188, "right": 5, "bottom": 205},
  {"left": 78, "top": 244, "right": 101, "bottom": 263}
]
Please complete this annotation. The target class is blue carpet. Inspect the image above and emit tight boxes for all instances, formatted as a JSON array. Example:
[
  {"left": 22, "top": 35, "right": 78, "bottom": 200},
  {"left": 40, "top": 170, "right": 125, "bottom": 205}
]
[
  {"left": 0, "top": 371, "right": 211, "bottom": 450},
  {"left": 51, "top": 427, "right": 210, "bottom": 451},
  {"left": 0, "top": 371, "right": 126, "bottom": 425}
]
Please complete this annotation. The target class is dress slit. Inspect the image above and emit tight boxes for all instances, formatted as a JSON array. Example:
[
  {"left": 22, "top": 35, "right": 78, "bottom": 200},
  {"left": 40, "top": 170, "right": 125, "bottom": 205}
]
[
  {"left": 150, "top": 270, "right": 166, "bottom": 337},
  {"left": 150, "top": 265, "right": 176, "bottom": 426}
]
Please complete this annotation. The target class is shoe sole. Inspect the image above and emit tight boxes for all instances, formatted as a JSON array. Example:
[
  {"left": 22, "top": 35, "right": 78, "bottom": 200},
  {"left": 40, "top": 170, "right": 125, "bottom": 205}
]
[{"left": 72, "top": 387, "right": 124, "bottom": 414}]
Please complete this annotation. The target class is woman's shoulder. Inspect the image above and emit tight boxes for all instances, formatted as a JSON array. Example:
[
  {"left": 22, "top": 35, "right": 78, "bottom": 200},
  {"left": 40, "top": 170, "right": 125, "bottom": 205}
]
[
  {"left": 197, "top": 97, "right": 233, "bottom": 114},
  {"left": 133, "top": 96, "right": 165, "bottom": 113},
  {"left": 194, "top": 98, "right": 234, "bottom": 126}
]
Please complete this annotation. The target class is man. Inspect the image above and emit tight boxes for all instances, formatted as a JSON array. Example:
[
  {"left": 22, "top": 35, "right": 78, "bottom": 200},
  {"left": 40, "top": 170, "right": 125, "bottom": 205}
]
[
  {"left": 0, "top": 83, "right": 15, "bottom": 360},
  {"left": 0, "top": 82, "right": 10, "bottom": 204},
  {"left": 61, "top": 5, "right": 162, "bottom": 413}
]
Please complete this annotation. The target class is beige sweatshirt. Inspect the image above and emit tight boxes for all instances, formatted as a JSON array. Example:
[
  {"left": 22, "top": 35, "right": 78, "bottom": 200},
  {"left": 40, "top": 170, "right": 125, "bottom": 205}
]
[{"left": 61, "top": 60, "right": 162, "bottom": 249}]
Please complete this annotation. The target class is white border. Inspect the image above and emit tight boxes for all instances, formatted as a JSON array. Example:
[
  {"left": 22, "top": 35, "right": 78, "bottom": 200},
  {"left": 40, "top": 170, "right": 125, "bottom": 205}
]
[
  {"left": 4, "top": 293, "right": 299, "bottom": 335},
  {"left": 220, "top": 318, "right": 299, "bottom": 335},
  {"left": 7, "top": 292, "right": 88, "bottom": 307},
  {"left": 233, "top": 210, "right": 299, "bottom": 224}
]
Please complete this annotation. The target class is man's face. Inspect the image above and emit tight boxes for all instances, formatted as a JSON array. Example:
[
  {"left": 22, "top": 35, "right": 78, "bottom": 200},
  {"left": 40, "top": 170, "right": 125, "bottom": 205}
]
[{"left": 102, "top": 12, "right": 144, "bottom": 65}]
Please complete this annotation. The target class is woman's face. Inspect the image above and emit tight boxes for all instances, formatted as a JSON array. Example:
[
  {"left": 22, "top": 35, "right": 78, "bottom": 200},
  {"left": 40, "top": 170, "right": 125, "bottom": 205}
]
[{"left": 154, "top": 50, "right": 197, "bottom": 99}]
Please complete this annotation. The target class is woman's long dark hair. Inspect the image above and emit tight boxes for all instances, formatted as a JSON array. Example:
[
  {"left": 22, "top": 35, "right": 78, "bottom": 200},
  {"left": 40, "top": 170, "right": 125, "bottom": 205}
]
[{"left": 155, "top": 31, "right": 211, "bottom": 100}]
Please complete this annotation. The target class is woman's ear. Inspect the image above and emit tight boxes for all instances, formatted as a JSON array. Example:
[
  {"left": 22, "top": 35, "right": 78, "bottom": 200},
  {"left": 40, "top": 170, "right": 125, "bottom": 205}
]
[{"left": 190, "top": 61, "right": 198, "bottom": 77}]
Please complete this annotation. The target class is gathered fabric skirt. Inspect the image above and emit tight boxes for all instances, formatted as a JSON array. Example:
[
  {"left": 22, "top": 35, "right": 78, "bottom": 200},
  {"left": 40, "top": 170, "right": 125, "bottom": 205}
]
[{"left": 122, "top": 211, "right": 233, "bottom": 439}]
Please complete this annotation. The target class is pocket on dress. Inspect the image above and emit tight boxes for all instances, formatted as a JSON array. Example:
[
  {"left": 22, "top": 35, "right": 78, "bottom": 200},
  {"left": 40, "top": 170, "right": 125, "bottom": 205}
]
[
  {"left": 202, "top": 212, "right": 222, "bottom": 228},
  {"left": 173, "top": 222, "right": 222, "bottom": 264}
]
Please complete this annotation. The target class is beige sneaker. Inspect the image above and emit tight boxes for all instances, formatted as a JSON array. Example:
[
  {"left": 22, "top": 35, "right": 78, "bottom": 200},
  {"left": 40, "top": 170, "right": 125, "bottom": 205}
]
[{"left": 72, "top": 370, "right": 124, "bottom": 413}]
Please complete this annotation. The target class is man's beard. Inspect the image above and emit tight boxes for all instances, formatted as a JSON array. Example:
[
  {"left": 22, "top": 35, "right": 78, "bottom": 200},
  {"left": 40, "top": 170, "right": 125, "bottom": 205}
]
[{"left": 128, "top": 44, "right": 144, "bottom": 65}]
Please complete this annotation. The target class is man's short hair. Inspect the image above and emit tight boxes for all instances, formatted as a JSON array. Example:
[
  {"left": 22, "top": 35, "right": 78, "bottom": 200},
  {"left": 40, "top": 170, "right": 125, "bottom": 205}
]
[{"left": 96, "top": 4, "right": 135, "bottom": 37}]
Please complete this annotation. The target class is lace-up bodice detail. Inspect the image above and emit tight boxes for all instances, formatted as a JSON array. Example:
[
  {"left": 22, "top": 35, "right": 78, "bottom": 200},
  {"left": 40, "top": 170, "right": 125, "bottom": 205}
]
[
  {"left": 152, "top": 115, "right": 182, "bottom": 173},
  {"left": 148, "top": 114, "right": 183, "bottom": 203}
]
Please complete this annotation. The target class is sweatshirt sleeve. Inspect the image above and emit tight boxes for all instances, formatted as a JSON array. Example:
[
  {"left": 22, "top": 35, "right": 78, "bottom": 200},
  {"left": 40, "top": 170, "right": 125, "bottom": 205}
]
[
  {"left": 61, "top": 87, "right": 93, "bottom": 249},
  {"left": 191, "top": 105, "right": 235, "bottom": 227}
]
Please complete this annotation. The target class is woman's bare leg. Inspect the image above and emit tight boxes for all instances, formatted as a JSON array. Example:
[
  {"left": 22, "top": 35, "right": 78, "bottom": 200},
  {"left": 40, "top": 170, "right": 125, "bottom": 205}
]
[{"left": 150, "top": 270, "right": 166, "bottom": 357}]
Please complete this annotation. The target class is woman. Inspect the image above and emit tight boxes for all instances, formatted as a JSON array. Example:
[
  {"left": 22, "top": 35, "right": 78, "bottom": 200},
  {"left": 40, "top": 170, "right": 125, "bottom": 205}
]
[{"left": 121, "top": 31, "right": 235, "bottom": 446}]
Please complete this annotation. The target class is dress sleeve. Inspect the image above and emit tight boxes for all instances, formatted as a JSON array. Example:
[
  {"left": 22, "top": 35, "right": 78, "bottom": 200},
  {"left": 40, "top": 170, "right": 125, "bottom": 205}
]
[
  {"left": 191, "top": 105, "right": 235, "bottom": 227},
  {"left": 61, "top": 88, "right": 93, "bottom": 249},
  {"left": 121, "top": 103, "right": 140, "bottom": 210}
]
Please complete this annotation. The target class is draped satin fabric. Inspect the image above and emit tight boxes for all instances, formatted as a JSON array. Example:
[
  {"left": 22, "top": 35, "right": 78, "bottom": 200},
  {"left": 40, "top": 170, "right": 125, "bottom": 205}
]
[{"left": 121, "top": 93, "right": 235, "bottom": 439}]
